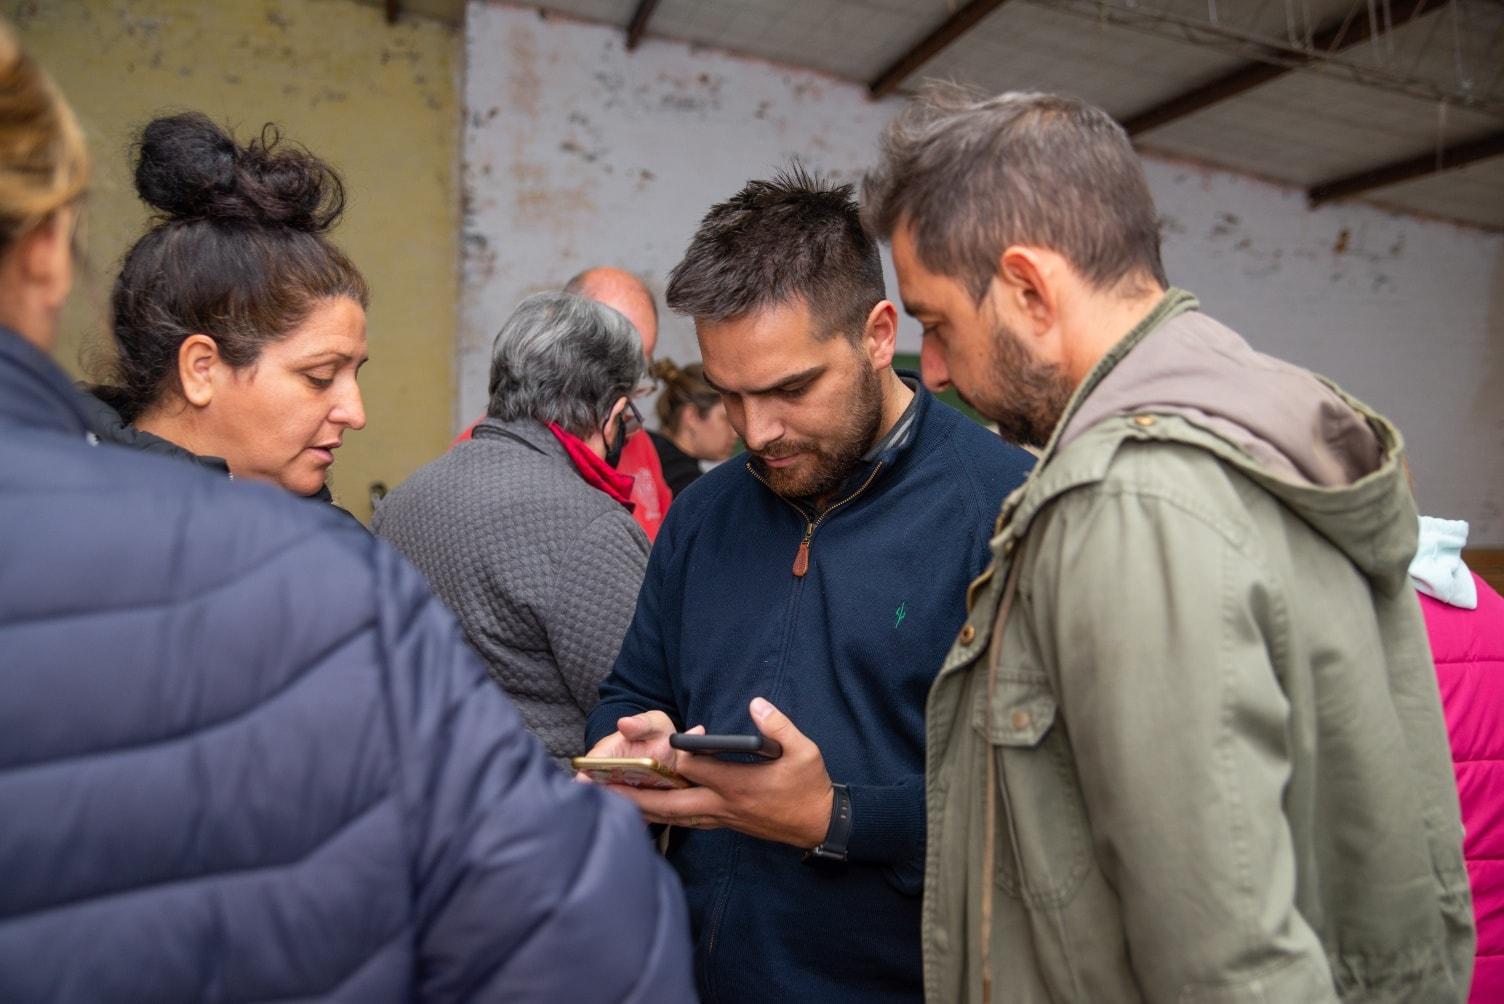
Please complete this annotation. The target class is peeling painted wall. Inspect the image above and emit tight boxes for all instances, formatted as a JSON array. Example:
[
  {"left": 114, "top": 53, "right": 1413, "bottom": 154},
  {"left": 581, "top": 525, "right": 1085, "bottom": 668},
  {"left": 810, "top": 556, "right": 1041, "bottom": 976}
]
[
  {"left": 463, "top": 4, "right": 1504, "bottom": 544},
  {"left": 1152, "top": 163, "right": 1504, "bottom": 545},
  {"left": 459, "top": 3, "right": 908, "bottom": 417},
  {"left": 14, "top": 0, "right": 461, "bottom": 523}
]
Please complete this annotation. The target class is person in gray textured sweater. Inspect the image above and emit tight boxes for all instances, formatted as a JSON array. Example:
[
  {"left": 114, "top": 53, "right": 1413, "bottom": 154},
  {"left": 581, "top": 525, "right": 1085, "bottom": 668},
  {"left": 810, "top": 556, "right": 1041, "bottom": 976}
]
[{"left": 375, "top": 292, "right": 651, "bottom": 765}]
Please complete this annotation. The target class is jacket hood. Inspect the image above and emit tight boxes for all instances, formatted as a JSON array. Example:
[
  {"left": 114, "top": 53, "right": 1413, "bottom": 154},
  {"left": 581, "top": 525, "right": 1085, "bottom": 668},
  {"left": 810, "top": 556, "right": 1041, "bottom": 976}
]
[
  {"left": 1409, "top": 516, "right": 1477, "bottom": 609},
  {"left": 1056, "top": 290, "right": 1415, "bottom": 583}
]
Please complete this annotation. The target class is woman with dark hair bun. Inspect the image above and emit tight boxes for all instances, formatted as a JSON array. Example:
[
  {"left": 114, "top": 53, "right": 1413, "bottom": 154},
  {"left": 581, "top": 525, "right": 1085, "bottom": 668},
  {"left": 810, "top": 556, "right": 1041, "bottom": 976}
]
[
  {"left": 85, "top": 111, "right": 369, "bottom": 507},
  {"left": 649, "top": 357, "right": 738, "bottom": 496}
]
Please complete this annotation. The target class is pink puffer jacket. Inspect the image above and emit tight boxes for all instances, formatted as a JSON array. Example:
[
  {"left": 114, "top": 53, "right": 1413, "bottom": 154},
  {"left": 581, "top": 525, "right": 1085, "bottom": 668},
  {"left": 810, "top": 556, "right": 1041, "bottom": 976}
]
[{"left": 1425, "top": 571, "right": 1504, "bottom": 1003}]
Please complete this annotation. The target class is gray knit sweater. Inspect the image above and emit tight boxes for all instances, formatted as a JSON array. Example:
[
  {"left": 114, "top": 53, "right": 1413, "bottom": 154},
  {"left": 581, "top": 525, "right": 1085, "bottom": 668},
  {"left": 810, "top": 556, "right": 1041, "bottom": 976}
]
[{"left": 373, "top": 418, "right": 649, "bottom": 763}]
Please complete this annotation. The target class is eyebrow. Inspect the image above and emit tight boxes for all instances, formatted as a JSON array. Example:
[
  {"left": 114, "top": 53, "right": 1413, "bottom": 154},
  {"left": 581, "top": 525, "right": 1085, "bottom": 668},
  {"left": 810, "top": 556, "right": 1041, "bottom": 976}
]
[
  {"left": 702, "top": 364, "right": 825, "bottom": 397},
  {"left": 901, "top": 299, "right": 936, "bottom": 318},
  {"left": 298, "top": 351, "right": 369, "bottom": 366}
]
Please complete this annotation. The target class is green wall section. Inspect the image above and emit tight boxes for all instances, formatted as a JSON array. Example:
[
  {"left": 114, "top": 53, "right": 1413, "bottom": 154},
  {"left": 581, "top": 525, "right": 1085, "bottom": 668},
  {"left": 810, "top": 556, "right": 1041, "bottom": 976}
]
[{"left": 12, "top": 0, "right": 461, "bottom": 523}]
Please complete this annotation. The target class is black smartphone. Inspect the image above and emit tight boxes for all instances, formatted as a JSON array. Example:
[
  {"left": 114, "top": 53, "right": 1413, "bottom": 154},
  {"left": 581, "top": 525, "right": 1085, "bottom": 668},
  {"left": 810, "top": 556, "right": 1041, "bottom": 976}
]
[{"left": 669, "top": 732, "right": 783, "bottom": 760}]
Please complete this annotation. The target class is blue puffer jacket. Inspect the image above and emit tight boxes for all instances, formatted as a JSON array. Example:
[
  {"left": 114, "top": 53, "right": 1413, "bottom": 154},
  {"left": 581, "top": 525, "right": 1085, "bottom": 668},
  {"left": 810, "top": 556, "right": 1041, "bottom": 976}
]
[{"left": 0, "top": 329, "right": 695, "bottom": 1003}]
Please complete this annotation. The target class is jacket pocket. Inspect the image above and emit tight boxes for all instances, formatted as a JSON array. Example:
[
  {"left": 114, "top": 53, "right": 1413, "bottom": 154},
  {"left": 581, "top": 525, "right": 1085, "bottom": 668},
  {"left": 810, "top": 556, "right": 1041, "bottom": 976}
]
[{"left": 972, "top": 670, "right": 1094, "bottom": 909}]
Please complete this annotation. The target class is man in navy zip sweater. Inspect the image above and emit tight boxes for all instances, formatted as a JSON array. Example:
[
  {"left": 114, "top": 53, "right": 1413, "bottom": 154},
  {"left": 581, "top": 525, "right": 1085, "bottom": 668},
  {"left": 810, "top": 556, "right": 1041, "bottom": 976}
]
[{"left": 584, "top": 170, "right": 1034, "bottom": 1002}]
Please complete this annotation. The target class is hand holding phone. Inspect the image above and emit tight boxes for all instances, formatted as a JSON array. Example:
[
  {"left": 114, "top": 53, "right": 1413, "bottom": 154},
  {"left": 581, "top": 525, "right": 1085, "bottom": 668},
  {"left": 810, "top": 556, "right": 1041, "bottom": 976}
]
[
  {"left": 669, "top": 732, "right": 783, "bottom": 760},
  {"left": 570, "top": 756, "right": 691, "bottom": 790}
]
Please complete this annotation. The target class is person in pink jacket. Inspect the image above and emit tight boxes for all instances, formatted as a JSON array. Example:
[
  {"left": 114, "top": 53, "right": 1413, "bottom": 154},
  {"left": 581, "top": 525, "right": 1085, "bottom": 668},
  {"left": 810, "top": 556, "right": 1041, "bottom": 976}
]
[{"left": 1414, "top": 516, "right": 1504, "bottom": 1002}]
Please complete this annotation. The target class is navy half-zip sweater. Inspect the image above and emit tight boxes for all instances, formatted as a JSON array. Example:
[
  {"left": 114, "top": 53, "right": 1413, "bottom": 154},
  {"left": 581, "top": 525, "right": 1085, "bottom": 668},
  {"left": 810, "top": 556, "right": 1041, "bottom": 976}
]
[{"left": 588, "top": 381, "right": 1034, "bottom": 1003}]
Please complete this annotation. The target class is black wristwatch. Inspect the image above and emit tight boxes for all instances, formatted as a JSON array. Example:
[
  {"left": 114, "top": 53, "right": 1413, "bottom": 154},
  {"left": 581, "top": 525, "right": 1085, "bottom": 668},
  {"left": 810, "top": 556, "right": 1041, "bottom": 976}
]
[{"left": 803, "top": 783, "right": 852, "bottom": 869}]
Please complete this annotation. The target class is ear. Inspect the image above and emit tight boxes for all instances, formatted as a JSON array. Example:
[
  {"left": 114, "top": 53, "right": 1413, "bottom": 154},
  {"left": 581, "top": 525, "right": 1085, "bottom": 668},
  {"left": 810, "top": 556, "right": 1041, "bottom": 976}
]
[
  {"left": 177, "top": 334, "right": 222, "bottom": 408},
  {"left": 995, "top": 247, "right": 1059, "bottom": 340},
  {"left": 861, "top": 300, "right": 899, "bottom": 369},
  {"left": 603, "top": 394, "right": 629, "bottom": 436}
]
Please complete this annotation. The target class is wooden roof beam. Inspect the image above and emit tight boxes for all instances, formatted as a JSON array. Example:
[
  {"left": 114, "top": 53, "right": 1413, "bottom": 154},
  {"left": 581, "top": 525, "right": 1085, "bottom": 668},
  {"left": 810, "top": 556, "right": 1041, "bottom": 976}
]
[
  {"left": 1122, "top": 0, "right": 1438, "bottom": 136},
  {"left": 1307, "top": 129, "right": 1504, "bottom": 205},
  {"left": 868, "top": 0, "right": 1015, "bottom": 100},
  {"left": 626, "top": 0, "right": 661, "bottom": 52}
]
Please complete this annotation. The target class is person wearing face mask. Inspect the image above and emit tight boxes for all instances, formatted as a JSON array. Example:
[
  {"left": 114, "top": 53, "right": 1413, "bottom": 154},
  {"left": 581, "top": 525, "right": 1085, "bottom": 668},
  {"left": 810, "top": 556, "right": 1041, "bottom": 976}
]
[
  {"left": 0, "top": 24, "right": 696, "bottom": 1002},
  {"left": 82, "top": 112, "right": 368, "bottom": 518},
  {"left": 375, "top": 292, "right": 651, "bottom": 765},
  {"left": 649, "top": 357, "right": 740, "bottom": 497}
]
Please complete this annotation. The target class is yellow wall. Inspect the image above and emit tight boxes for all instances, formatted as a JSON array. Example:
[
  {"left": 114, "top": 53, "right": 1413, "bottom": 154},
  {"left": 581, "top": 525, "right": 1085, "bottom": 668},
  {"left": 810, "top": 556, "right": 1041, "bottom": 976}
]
[{"left": 12, "top": 0, "right": 461, "bottom": 523}]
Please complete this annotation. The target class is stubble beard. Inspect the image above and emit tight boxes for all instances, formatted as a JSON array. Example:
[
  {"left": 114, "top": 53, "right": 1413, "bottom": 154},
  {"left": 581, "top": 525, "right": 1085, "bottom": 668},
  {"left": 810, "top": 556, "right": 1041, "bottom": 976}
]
[
  {"left": 756, "top": 361, "right": 884, "bottom": 503},
  {"left": 973, "top": 317, "right": 1075, "bottom": 450}
]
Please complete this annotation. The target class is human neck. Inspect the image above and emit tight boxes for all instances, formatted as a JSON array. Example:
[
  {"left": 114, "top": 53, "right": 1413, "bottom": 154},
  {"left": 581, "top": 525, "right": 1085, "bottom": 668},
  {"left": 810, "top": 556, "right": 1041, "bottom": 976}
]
[
  {"left": 870, "top": 367, "right": 914, "bottom": 447},
  {"left": 1062, "top": 282, "right": 1169, "bottom": 385}
]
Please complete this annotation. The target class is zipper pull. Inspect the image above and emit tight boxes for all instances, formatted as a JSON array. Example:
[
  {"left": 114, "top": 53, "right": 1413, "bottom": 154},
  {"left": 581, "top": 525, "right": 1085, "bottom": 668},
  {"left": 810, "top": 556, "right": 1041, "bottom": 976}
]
[{"left": 793, "top": 524, "right": 813, "bottom": 577}]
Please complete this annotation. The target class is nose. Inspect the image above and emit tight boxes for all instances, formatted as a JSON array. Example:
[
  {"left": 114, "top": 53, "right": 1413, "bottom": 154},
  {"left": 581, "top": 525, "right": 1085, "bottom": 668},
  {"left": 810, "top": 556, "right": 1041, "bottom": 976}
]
[
  {"left": 736, "top": 398, "right": 782, "bottom": 454},
  {"left": 333, "top": 379, "right": 367, "bottom": 431},
  {"left": 920, "top": 337, "right": 952, "bottom": 393}
]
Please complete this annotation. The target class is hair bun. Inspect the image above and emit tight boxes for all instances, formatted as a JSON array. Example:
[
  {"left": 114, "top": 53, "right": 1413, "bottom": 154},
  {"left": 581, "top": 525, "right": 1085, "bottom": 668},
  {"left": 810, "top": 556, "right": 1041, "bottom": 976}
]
[
  {"left": 133, "top": 112, "right": 345, "bottom": 233},
  {"left": 653, "top": 357, "right": 681, "bottom": 383}
]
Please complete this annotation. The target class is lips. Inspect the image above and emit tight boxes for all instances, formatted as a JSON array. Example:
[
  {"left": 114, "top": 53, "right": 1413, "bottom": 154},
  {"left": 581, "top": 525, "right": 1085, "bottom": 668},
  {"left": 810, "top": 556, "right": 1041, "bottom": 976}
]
[
  {"left": 758, "top": 452, "right": 800, "bottom": 469},
  {"left": 307, "top": 442, "right": 340, "bottom": 464}
]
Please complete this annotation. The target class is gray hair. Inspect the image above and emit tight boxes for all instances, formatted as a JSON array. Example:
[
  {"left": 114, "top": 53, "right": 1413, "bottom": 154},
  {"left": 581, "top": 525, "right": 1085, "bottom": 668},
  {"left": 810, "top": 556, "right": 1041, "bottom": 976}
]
[
  {"left": 486, "top": 292, "right": 647, "bottom": 436},
  {"left": 863, "top": 83, "right": 1166, "bottom": 302}
]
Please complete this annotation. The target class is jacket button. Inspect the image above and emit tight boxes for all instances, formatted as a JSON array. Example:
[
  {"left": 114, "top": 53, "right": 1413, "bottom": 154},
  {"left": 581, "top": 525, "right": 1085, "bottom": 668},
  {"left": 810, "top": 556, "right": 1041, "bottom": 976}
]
[
  {"left": 1132, "top": 414, "right": 1156, "bottom": 427},
  {"left": 1011, "top": 709, "right": 1031, "bottom": 731},
  {"left": 959, "top": 624, "right": 976, "bottom": 645}
]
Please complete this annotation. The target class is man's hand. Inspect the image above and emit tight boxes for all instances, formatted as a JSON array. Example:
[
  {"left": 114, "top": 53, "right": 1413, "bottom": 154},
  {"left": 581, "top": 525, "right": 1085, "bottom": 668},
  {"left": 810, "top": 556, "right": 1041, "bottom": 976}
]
[
  {"left": 609, "top": 697, "right": 835, "bottom": 849},
  {"left": 578, "top": 710, "right": 702, "bottom": 778}
]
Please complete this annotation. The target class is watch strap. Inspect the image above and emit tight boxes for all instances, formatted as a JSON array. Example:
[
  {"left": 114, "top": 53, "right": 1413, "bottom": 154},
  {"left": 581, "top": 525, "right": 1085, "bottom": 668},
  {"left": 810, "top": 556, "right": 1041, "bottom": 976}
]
[{"left": 803, "top": 783, "right": 852, "bottom": 867}]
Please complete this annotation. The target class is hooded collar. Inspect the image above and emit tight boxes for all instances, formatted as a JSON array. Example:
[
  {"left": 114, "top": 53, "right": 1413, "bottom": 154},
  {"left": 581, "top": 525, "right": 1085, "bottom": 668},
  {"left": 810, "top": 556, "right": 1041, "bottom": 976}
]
[
  {"left": 1000, "top": 289, "right": 1416, "bottom": 587},
  {"left": 0, "top": 327, "right": 96, "bottom": 439}
]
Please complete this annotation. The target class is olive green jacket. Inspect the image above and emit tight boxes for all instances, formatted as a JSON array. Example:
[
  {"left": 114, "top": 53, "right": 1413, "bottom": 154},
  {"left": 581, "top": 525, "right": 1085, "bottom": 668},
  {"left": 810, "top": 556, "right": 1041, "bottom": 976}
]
[{"left": 925, "top": 290, "right": 1473, "bottom": 1003}]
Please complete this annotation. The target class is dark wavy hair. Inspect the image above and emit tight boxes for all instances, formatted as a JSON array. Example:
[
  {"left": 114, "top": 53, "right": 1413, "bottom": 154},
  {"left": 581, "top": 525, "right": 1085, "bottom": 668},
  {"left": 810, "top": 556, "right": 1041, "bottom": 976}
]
[{"left": 104, "top": 112, "right": 368, "bottom": 421}]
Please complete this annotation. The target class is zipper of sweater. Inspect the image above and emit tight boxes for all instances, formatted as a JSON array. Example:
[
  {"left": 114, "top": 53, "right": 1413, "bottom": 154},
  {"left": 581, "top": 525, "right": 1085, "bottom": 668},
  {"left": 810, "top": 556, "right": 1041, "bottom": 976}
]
[{"left": 746, "top": 460, "right": 885, "bottom": 577}]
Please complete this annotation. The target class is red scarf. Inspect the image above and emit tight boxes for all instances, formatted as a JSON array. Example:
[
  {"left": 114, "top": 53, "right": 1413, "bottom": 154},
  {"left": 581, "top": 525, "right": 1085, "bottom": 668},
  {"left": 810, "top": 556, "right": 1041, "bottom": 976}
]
[{"left": 548, "top": 422, "right": 636, "bottom": 511}]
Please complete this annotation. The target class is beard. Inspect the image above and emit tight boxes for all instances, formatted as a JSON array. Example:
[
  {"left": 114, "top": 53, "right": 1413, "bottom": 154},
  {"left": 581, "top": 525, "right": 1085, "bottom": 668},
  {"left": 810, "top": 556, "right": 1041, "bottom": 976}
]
[
  {"left": 964, "top": 315, "right": 1075, "bottom": 450},
  {"left": 754, "top": 359, "right": 884, "bottom": 503}
]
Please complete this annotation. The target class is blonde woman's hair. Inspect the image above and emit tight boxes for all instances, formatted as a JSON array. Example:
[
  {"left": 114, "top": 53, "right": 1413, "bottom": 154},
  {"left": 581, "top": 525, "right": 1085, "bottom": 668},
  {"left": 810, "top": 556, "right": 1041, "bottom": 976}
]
[{"left": 0, "top": 20, "right": 88, "bottom": 254}]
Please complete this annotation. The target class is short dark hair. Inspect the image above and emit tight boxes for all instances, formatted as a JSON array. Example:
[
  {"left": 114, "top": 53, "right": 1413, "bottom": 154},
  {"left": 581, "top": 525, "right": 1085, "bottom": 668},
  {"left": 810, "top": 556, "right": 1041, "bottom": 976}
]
[
  {"left": 863, "top": 83, "right": 1166, "bottom": 301},
  {"left": 665, "top": 166, "right": 885, "bottom": 340},
  {"left": 107, "top": 113, "right": 368, "bottom": 421}
]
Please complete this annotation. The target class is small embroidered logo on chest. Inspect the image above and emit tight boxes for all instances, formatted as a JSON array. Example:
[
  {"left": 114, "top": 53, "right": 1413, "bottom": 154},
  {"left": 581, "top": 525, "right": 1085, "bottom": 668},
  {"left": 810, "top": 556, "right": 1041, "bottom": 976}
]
[{"left": 894, "top": 601, "right": 908, "bottom": 629}]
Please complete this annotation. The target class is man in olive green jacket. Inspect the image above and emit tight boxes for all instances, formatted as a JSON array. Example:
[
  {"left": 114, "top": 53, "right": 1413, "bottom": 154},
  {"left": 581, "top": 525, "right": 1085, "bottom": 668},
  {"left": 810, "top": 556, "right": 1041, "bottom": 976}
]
[{"left": 863, "top": 86, "right": 1473, "bottom": 1002}]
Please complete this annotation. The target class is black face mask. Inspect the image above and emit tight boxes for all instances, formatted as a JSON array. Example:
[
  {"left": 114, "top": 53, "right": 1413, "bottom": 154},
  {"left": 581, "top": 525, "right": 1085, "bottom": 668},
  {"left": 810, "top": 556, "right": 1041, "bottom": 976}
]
[
  {"left": 604, "top": 417, "right": 628, "bottom": 468},
  {"left": 604, "top": 398, "right": 641, "bottom": 469}
]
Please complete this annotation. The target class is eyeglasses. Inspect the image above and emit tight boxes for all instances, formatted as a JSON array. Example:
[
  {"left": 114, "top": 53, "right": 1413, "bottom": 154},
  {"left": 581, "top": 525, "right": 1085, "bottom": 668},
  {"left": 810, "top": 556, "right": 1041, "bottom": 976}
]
[{"left": 621, "top": 399, "right": 644, "bottom": 436}]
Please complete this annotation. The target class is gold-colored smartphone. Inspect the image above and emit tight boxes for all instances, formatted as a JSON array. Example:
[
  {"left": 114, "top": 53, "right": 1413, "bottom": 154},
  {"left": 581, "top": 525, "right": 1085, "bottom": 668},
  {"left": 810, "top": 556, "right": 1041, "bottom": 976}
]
[{"left": 571, "top": 756, "right": 692, "bottom": 790}]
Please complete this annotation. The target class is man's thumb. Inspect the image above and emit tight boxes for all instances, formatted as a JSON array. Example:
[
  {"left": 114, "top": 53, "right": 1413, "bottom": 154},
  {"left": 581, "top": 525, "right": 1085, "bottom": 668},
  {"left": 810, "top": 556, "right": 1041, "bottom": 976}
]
[{"left": 750, "top": 696, "right": 798, "bottom": 741}]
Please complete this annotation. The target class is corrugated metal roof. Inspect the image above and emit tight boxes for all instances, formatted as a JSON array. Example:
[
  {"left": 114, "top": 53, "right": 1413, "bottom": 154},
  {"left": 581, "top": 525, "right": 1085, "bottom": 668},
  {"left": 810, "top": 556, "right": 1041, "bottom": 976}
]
[{"left": 485, "top": 0, "right": 1502, "bottom": 229}]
